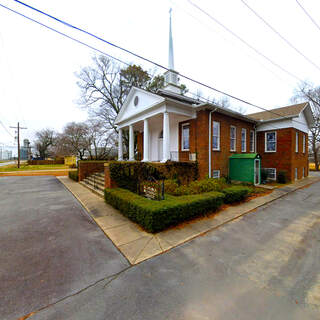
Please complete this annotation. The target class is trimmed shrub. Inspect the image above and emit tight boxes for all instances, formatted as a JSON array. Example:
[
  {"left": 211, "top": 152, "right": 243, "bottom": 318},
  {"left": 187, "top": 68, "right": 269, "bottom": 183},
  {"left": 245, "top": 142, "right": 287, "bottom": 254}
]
[
  {"left": 222, "top": 186, "right": 251, "bottom": 203},
  {"left": 109, "top": 161, "right": 198, "bottom": 193},
  {"left": 104, "top": 188, "right": 225, "bottom": 233},
  {"left": 165, "top": 177, "right": 227, "bottom": 196},
  {"left": 68, "top": 170, "right": 78, "bottom": 182},
  {"left": 261, "top": 168, "right": 268, "bottom": 183},
  {"left": 277, "top": 170, "right": 287, "bottom": 184}
]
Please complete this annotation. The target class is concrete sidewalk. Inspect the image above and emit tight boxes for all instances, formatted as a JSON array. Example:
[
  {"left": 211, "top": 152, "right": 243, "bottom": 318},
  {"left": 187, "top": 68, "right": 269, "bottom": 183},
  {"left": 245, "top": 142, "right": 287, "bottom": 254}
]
[{"left": 58, "top": 175, "right": 320, "bottom": 265}]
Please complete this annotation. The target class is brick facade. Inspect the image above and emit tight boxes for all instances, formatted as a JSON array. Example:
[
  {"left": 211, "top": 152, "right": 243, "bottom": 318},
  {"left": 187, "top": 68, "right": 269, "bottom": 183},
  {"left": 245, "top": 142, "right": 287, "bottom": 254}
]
[
  {"left": 257, "top": 128, "right": 308, "bottom": 182},
  {"left": 135, "top": 109, "right": 309, "bottom": 183}
]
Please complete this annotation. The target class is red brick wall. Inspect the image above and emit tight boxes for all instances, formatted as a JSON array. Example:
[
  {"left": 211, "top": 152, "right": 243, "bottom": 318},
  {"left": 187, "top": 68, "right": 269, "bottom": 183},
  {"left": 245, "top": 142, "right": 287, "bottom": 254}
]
[
  {"left": 180, "top": 110, "right": 255, "bottom": 179},
  {"left": 257, "top": 128, "right": 308, "bottom": 182},
  {"left": 137, "top": 132, "right": 143, "bottom": 160},
  {"left": 210, "top": 112, "right": 255, "bottom": 178},
  {"left": 78, "top": 161, "right": 106, "bottom": 181}
]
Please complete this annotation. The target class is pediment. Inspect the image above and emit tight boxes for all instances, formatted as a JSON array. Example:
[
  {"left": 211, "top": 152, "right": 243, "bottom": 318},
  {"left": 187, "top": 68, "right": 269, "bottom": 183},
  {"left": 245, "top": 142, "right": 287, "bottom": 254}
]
[{"left": 115, "top": 87, "right": 164, "bottom": 125}]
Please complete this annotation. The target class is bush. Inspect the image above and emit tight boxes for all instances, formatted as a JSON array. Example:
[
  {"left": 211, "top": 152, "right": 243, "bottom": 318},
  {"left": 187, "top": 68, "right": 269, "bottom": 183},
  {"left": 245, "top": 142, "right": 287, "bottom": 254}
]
[
  {"left": 165, "top": 177, "right": 227, "bottom": 196},
  {"left": 68, "top": 170, "right": 78, "bottom": 182},
  {"left": 277, "top": 170, "right": 287, "bottom": 184},
  {"left": 109, "top": 161, "right": 198, "bottom": 193},
  {"left": 261, "top": 168, "right": 268, "bottom": 183},
  {"left": 104, "top": 188, "right": 225, "bottom": 233},
  {"left": 222, "top": 186, "right": 251, "bottom": 203}
]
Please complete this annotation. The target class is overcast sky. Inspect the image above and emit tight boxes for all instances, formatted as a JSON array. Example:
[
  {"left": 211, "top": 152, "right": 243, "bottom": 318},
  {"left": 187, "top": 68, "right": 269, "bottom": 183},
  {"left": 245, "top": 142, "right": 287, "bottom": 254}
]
[{"left": 0, "top": 0, "right": 319, "bottom": 149}]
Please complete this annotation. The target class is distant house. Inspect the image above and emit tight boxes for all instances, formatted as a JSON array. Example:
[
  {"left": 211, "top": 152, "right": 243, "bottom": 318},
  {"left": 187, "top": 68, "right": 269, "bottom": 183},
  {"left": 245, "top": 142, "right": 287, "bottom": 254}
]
[{"left": 113, "top": 11, "right": 313, "bottom": 184}]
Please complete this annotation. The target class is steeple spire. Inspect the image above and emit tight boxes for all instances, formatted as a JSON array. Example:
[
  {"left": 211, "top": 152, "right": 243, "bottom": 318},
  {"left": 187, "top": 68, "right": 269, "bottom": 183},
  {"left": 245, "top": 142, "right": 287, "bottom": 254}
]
[
  {"left": 163, "top": 8, "right": 181, "bottom": 94},
  {"left": 168, "top": 8, "right": 174, "bottom": 70}
]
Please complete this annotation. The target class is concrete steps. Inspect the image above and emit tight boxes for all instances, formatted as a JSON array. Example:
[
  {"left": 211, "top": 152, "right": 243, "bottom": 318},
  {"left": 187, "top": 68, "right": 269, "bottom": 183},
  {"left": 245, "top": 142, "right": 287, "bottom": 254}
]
[{"left": 80, "top": 171, "right": 105, "bottom": 198}]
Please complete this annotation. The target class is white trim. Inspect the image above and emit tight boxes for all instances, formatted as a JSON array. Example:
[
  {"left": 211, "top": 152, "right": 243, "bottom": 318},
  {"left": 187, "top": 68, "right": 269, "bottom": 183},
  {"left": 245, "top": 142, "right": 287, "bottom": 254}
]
[
  {"left": 241, "top": 128, "right": 246, "bottom": 152},
  {"left": 303, "top": 134, "right": 306, "bottom": 153},
  {"left": 213, "top": 170, "right": 220, "bottom": 179},
  {"left": 181, "top": 123, "right": 190, "bottom": 151},
  {"left": 295, "top": 131, "right": 299, "bottom": 153},
  {"left": 212, "top": 121, "right": 220, "bottom": 151},
  {"left": 250, "top": 130, "right": 255, "bottom": 153},
  {"left": 265, "top": 131, "right": 277, "bottom": 152},
  {"left": 230, "top": 126, "right": 236, "bottom": 152}
]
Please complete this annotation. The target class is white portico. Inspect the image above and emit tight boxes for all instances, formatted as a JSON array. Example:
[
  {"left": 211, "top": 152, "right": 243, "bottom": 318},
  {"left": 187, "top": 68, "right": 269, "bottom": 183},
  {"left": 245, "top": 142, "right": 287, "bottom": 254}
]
[{"left": 115, "top": 87, "right": 196, "bottom": 162}]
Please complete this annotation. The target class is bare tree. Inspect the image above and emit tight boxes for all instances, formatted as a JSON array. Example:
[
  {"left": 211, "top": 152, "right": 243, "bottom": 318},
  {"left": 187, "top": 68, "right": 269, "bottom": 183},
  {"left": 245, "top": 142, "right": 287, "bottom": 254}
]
[
  {"left": 292, "top": 81, "right": 320, "bottom": 170},
  {"left": 57, "top": 122, "right": 89, "bottom": 160},
  {"left": 34, "top": 128, "right": 56, "bottom": 159}
]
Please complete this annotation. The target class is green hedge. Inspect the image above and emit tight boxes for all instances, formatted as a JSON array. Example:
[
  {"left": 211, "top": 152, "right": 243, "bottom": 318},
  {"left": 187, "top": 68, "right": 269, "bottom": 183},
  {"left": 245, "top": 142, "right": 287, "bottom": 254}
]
[
  {"left": 104, "top": 188, "right": 224, "bottom": 233},
  {"left": 68, "top": 170, "right": 78, "bottom": 182},
  {"left": 222, "top": 186, "right": 251, "bottom": 203},
  {"left": 109, "top": 161, "right": 198, "bottom": 193},
  {"left": 164, "top": 178, "right": 227, "bottom": 196}
]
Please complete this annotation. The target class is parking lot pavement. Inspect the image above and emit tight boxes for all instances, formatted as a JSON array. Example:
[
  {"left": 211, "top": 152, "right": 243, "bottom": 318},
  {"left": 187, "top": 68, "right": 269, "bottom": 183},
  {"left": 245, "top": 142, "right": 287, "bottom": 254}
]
[{"left": 0, "top": 176, "right": 129, "bottom": 320}]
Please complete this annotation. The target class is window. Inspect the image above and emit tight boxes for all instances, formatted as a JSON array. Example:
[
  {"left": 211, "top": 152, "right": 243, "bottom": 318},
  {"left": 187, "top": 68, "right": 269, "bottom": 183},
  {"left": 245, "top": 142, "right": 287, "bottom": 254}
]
[
  {"left": 213, "top": 170, "right": 220, "bottom": 178},
  {"left": 241, "top": 128, "right": 246, "bottom": 152},
  {"left": 212, "top": 121, "right": 220, "bottom": 150},
  {"left": 303, "top": 134, "right": 306, "bottom": 153},
  {"left": 250, "top": 130, "right": 255, "bottom": 152},
  {"left": 265, "top": 131, "right": 276, "bottom": 152},
  {"left": 181, "top": 123, "right": 190, "bottom": 151},
  {"left": 295, "top": 168, "right": 298, "bottom": 180},
  {"left": 230, "top": 126, "right": 236, "bottom": 151},
  {"left": 303, "top": 167, "right": 305, "bottom": 177},
  {"left": 296, "top": 132, "right": 299, "bottom": 153},
  {"left": 265, "top": 168, "right": 276, "bottom": 180}
]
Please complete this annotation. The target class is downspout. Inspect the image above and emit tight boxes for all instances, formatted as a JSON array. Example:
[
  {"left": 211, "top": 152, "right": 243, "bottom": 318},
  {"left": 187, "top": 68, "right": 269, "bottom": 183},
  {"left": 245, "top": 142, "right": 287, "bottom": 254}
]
[{"left": 208, "top": 108, "right": 218, "bottom": 178}]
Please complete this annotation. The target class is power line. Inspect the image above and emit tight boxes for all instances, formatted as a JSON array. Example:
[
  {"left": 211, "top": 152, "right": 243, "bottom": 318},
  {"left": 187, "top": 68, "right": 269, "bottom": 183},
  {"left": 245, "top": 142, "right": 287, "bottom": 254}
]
[
  {"left": 240, "top": 0, "right": 320, "bottom": 72},
  {"left": 296, "top": 0, "right": 320, "bottom": 32},
  {"left": 186, "top": 0, "right": 304, "bottom": 83},
  {"left": 1, "top": 1, "right": 310, "bottom": 127},
  {"left": 0, "top": 119, "right": 14, "bottom": 138}
]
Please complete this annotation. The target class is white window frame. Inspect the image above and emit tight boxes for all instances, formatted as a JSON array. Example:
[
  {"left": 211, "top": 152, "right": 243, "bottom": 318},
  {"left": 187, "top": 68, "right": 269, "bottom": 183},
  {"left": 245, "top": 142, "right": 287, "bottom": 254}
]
[
  {"left": 265, "top": 168, "right": 276, "bottom": 180},
  {"left": 212, "top": 121, "right": 220, "bottom": 151},
  {"left": 250, "top": 130, "right": 255, "bottom": 153},
  {"left": 265, "top": 131, "right": 277, "bottom": 152},
  {"left": 213, "top": 170, "right": 220, "bottom": 179},
  {"left": 296, "top": 131, "right": 299, "bottom": 153},
  {"left": 230, "top": 126, "right": 236, "bottom": 152},
  {"left": 241, "top": 128, "right": 246, "bottom": 152},
  {"left": 303, "top": 134, "right": 306, "bottom": 153},
  {"left": 181, "top": 123, "right": 190, "bottom": 151}
]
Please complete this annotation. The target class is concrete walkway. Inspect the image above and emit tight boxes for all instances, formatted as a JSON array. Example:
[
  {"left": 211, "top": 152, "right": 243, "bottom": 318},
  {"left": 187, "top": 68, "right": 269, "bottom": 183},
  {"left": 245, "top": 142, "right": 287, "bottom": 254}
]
[{"left": 59, "top": 175, "right": 320, "bottom": 265}]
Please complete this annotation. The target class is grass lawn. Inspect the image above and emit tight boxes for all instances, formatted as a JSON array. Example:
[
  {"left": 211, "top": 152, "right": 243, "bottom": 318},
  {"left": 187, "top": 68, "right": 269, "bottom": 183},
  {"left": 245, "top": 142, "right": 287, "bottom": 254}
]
[{"left": 0, "top": 164, "right": 70, "bottom": 172}]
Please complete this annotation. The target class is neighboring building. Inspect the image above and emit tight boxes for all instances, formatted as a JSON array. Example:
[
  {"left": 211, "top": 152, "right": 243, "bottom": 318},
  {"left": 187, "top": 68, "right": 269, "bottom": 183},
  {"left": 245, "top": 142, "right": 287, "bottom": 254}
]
[
  {"left": 114, "top": 10, "right": 313, "bottom": 183},
  {"left": 0, "top": 149, "right": 13, "bottom": 160},
  {"left": 20, "top": 139, "right": 31, "bottom": 160}
]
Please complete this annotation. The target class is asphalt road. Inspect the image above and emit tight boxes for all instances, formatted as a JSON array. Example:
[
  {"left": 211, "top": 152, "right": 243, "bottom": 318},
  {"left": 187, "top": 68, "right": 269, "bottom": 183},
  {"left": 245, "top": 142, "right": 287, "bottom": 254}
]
[
  {"left": 0, "top": 176, "right": 129, "bottom": 320},
  {"left": 31, "top": 179, "right": 320, "bottom": 320}
]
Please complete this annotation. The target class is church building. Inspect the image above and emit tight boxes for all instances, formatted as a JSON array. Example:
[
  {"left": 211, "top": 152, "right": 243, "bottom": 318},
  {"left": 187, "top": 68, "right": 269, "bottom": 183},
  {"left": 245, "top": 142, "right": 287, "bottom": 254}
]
[{"left": 114, "top": 10, "right": 313, "bottom": 183}]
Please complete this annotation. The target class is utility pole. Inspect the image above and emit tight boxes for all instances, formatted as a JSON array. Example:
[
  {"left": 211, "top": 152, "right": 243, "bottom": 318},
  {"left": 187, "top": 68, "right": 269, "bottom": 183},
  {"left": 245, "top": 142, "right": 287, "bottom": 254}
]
[{"left": 10, "top": 122, "right": 27, "bottom": 168}]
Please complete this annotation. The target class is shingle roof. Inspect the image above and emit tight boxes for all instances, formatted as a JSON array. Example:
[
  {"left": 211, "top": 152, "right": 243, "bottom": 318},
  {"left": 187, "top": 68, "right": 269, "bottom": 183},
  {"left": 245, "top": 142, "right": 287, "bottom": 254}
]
[{"left": 247, "top": 102, "right": 308, "bottom": 121}]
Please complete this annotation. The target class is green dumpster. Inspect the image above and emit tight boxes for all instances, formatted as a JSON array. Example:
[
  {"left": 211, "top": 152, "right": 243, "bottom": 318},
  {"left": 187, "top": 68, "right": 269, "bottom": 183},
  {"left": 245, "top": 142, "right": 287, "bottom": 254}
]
[{"left": 229, "top": 153, "right": 261, "bottom": 185}]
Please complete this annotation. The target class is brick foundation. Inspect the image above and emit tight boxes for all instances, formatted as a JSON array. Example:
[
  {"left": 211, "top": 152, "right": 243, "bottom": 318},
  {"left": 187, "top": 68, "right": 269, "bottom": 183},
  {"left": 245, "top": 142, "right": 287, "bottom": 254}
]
[
  {"left": 78, "top": 161, "right": 106, "bottom": 181},
  {"left": 104, "top": 163, "right": 117, "bottom": 188}
]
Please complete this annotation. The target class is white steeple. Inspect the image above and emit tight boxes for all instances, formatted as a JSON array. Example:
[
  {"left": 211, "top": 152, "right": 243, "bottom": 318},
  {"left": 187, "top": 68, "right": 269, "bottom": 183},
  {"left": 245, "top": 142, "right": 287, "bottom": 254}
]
[
  {"left": 164, "top": 8, "right": 181, "bottom": 94},
  {"left": 168, "top": 8, "right": 174, "bottom": 70}
]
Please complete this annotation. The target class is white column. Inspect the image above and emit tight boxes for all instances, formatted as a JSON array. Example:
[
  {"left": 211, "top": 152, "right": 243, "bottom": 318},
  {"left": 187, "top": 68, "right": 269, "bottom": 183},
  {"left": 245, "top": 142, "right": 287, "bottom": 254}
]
[
  {"left": 142, "top": 119, "right": 149, "bottom": 162},
  {"left": 129, "top": 125, "right": 135, "bottom": 161},
  {"left": 162, "top": 112, "right": 170, "bottom": 162},
  {"left": 118, "top": 128, "right": 123, "bottom": 161}
]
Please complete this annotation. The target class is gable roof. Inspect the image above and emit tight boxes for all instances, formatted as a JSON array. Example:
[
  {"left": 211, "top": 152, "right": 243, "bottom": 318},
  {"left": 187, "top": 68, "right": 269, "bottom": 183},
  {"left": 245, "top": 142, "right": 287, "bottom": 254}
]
[{"left": 247, "top": 102, "right": 308, "bottom": 121}]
